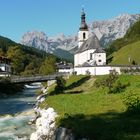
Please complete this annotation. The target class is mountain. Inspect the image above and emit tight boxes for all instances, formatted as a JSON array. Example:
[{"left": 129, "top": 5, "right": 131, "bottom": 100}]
[
  {"left": 108, "top": 19, "right": 140, "bottom": 64},
  {"left": 20, "top": 31, "right": 49, "bottom": 52},
  {"left": 20, "top": 14, "right": 140, "bottom": 59},
  {"left": 21, "top": 32, "right": 76, "bottom": 60},
  {"left": 106, "top": 18, "right": 140, "bottom": 58},
  {"left": 20, "top": 32, "right": 78, "bottom": 52},
  {"left": 90, "top": 13, "right": 140, "bottom": 46}
]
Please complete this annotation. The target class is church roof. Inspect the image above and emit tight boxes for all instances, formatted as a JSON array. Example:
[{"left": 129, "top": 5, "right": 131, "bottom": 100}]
[
  {"left": 94, "top": 47, "right": 106, "bottom": 53},
  {"left": 75, "top": 34, "right": 102, "bottom": 54},
  {"left": 81, "top": 62, "right": 92, "bottom": 67}
]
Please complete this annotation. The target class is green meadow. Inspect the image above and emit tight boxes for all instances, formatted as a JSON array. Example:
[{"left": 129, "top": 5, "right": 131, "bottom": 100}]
[
  {"left": 110, "top": 41, "right": 140, "bottom": 65},
  {"left": 41, "top": 75, "right": 140, "bottom": 140}
]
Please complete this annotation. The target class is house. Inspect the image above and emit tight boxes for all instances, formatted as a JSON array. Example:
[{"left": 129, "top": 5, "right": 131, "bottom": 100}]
[
  {"left": 57, "top": 62, "right": 73, "bottom": 74},
  {"left": 0, "top": 56, "right": 11, "bottom": 77}
]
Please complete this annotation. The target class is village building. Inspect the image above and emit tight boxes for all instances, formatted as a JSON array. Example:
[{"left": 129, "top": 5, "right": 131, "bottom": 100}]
[{"left": 0, "top": 56, "right": 11, "bottom": 77}]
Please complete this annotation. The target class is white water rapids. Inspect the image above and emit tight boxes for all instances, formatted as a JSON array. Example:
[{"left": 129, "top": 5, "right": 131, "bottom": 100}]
[{"left": 0, "top": 84, "right": 41, "bottom": 140}]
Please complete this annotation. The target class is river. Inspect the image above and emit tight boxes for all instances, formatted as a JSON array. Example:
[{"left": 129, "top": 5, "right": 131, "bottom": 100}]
[{"left": 0, "top": 85, "right": 40, "bottom": 140}]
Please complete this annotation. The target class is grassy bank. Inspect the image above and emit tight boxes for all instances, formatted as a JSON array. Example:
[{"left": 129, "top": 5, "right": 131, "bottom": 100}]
[
  {"left": 110, "top": 41, "right": 140, "bottom": 65},
  {"left": 41, "top": 75, "right": 140, "bottom": 140}
]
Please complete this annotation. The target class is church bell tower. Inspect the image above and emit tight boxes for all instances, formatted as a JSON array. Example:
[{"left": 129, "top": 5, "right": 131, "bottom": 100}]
[{"left": 78, "top": 8, "right": 89, "bottom": 48}]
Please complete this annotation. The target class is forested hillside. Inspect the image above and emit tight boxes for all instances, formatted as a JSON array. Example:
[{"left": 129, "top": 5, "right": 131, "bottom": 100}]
[{"left": 0, "top": 36, "right": 60, "bottom": 75}]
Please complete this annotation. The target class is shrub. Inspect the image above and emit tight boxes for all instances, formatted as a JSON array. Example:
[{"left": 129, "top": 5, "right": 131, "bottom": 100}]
[
  {"left": 94, "top": 70, "right": 119, "bottom": 93},
  {"left": 55, "top": 76, "right": 66, "bottom": 94},
  {"left": 121, "top": 67, "right": 140, "bottom": 74},
  {"left": 85, "top": 70, "right": 90, "bottom": 75},
  {"left": 111, "top": 81, "right": 130, "bottom": 93},
  {"left": 94, "top": 71, "right": 130, "bottom": 93},
  {"left": 122, "top": 91, "right": 140, "bottom": 113}
]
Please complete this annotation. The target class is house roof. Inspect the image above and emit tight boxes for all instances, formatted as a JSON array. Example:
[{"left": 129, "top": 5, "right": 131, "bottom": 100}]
[
  {"left": 75, "top": 34, "right": 102, "bottom": 54},
  {"left": 56, "top": 63, "right": 73, "bottom": 69}
]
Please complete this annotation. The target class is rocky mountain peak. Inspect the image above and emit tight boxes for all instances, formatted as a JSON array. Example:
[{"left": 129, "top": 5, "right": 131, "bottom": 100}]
[
  {"left": 89, "top": 13, "right": 140, "bottom": 46},
  {"left": 20, "top": 13, "right": 140, "bottom": 58},
  {"left": 20, "top": 31, "right": 49, "bottom": 52}
]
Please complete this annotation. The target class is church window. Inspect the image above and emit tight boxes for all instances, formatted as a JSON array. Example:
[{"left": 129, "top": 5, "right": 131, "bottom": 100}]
[
  {"left": 83, "top": 32, "right": 86, "bottom": 39},
  {"left": 90, "top": 53, "right": 93, "bottom": 60},
  {"left": 98, "top": 60, "right": 101, "bottom": 62}
]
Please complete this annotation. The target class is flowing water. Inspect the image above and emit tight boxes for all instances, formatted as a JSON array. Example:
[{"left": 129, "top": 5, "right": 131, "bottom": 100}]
[{"left": 0, "top": 86, "right": 40, "bottom": 140}]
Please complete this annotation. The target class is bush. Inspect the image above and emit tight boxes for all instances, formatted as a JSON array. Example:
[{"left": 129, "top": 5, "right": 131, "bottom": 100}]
[
  {"left": 122, "top": 91, "right": 140, "bottom": 113},
  {"left": 85, "top": 70, "right": 90, "bottom": 75},
  {"left": 94, "top": 71, "right": 130, "bottom": 93},
  {"left": 94, "top": 70, "right": 119, "bottom": 93},
  {"left": 121, "top": 67, "right": 140, "bottom": 74},
  {"left": 111, "top": 81, "right": 130, "bottom": 93},
  {"left": 55, "top": 76, "right": 66, "bottom": 94}
]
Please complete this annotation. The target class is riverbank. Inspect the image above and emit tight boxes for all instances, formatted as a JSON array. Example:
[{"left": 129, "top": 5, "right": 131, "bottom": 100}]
[{"left": 30, "top": 79, "right": 77, "bottom": 140}]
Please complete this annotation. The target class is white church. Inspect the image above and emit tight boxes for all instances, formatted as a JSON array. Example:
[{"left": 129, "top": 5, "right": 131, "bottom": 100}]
[
  {"left": 73, "top": 9, "right": 121, "bottom": 75},
  {"left": 74, "top": 9, "right": 106, "bottom": 67},
  {"left": 59, "top": 9, "right": 140, "bottom": 75}
]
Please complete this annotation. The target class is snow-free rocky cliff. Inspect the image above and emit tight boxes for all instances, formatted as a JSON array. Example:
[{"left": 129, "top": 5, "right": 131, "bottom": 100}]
[{"left": 20, "top": 14, "right": 140, "bottom": 59}]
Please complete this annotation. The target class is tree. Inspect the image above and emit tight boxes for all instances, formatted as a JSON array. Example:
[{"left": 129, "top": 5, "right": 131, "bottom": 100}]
[
  {"left": 21, "top": 55, "right": 42, "bottom": 75},
  {"left": 7, "top": 46, "right": 25, "bottom": 74},
  {"left": 55, "top": 77, "right": 66, "bottom": 93},
  {"left": 39, "top": 56, "right": 56, "bottom": 75},
  {"left": 0, "top": 48, "right": 5, "bottom": 56},
  {"left": 132, "top": 60, "right": 137, "bottom": 65}
]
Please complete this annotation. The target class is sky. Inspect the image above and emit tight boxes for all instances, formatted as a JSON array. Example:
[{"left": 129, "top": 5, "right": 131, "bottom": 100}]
[{"left": 0, "top": 0, "right": 140, "bottom": 42}]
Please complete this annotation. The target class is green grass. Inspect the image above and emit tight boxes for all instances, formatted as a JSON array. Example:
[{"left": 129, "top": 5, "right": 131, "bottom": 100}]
[
  {"left": 65, "top": 75, "right": 88, "bottom": 87},
  {"left": 47, "top": 75, "right": 89, "bottom": 95},
  {"left": 110, "top": 41, "right": 140, "bottom": 65},
  {"left": 41, "top": 75, "right": 140, "bottom": 140}
]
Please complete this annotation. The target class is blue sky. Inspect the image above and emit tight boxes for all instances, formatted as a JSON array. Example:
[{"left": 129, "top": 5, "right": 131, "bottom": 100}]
[{"left": 0, "top": 0, "right": 140, "bottom": 42}]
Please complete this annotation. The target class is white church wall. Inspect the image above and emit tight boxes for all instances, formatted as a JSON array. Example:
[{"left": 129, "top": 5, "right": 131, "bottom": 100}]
[
  {"left": 74, "top": 66, "right": 121, "bottom": 75},
  {"left": 87, "top": 49, "right": 95, "bottom": 61},
  {"left": 78, "top": 30, "right": 89, "bottom": 47},
  {"left": 74, "top": 49, "right": 95, "bottom": 66},
  {"left": 94, "top": 53, "right": 106, "bottom": 65},
  {"left": 74, "top": 54, "right": 79, "bottom": 67}
]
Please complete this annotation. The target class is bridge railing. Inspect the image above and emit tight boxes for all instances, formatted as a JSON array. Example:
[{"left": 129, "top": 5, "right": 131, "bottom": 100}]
[{"left": 10, "top": 72, "right": 69, "bottom": 83}]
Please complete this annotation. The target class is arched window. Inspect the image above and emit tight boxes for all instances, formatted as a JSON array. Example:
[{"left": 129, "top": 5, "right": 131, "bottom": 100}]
[{"left": 83, "top": 32, "right": 86, "bottom": 39}]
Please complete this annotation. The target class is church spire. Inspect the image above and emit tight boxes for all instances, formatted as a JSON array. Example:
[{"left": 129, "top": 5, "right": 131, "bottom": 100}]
[{"left": 79, "top": 8, "right": 88, "bottom": 30}]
